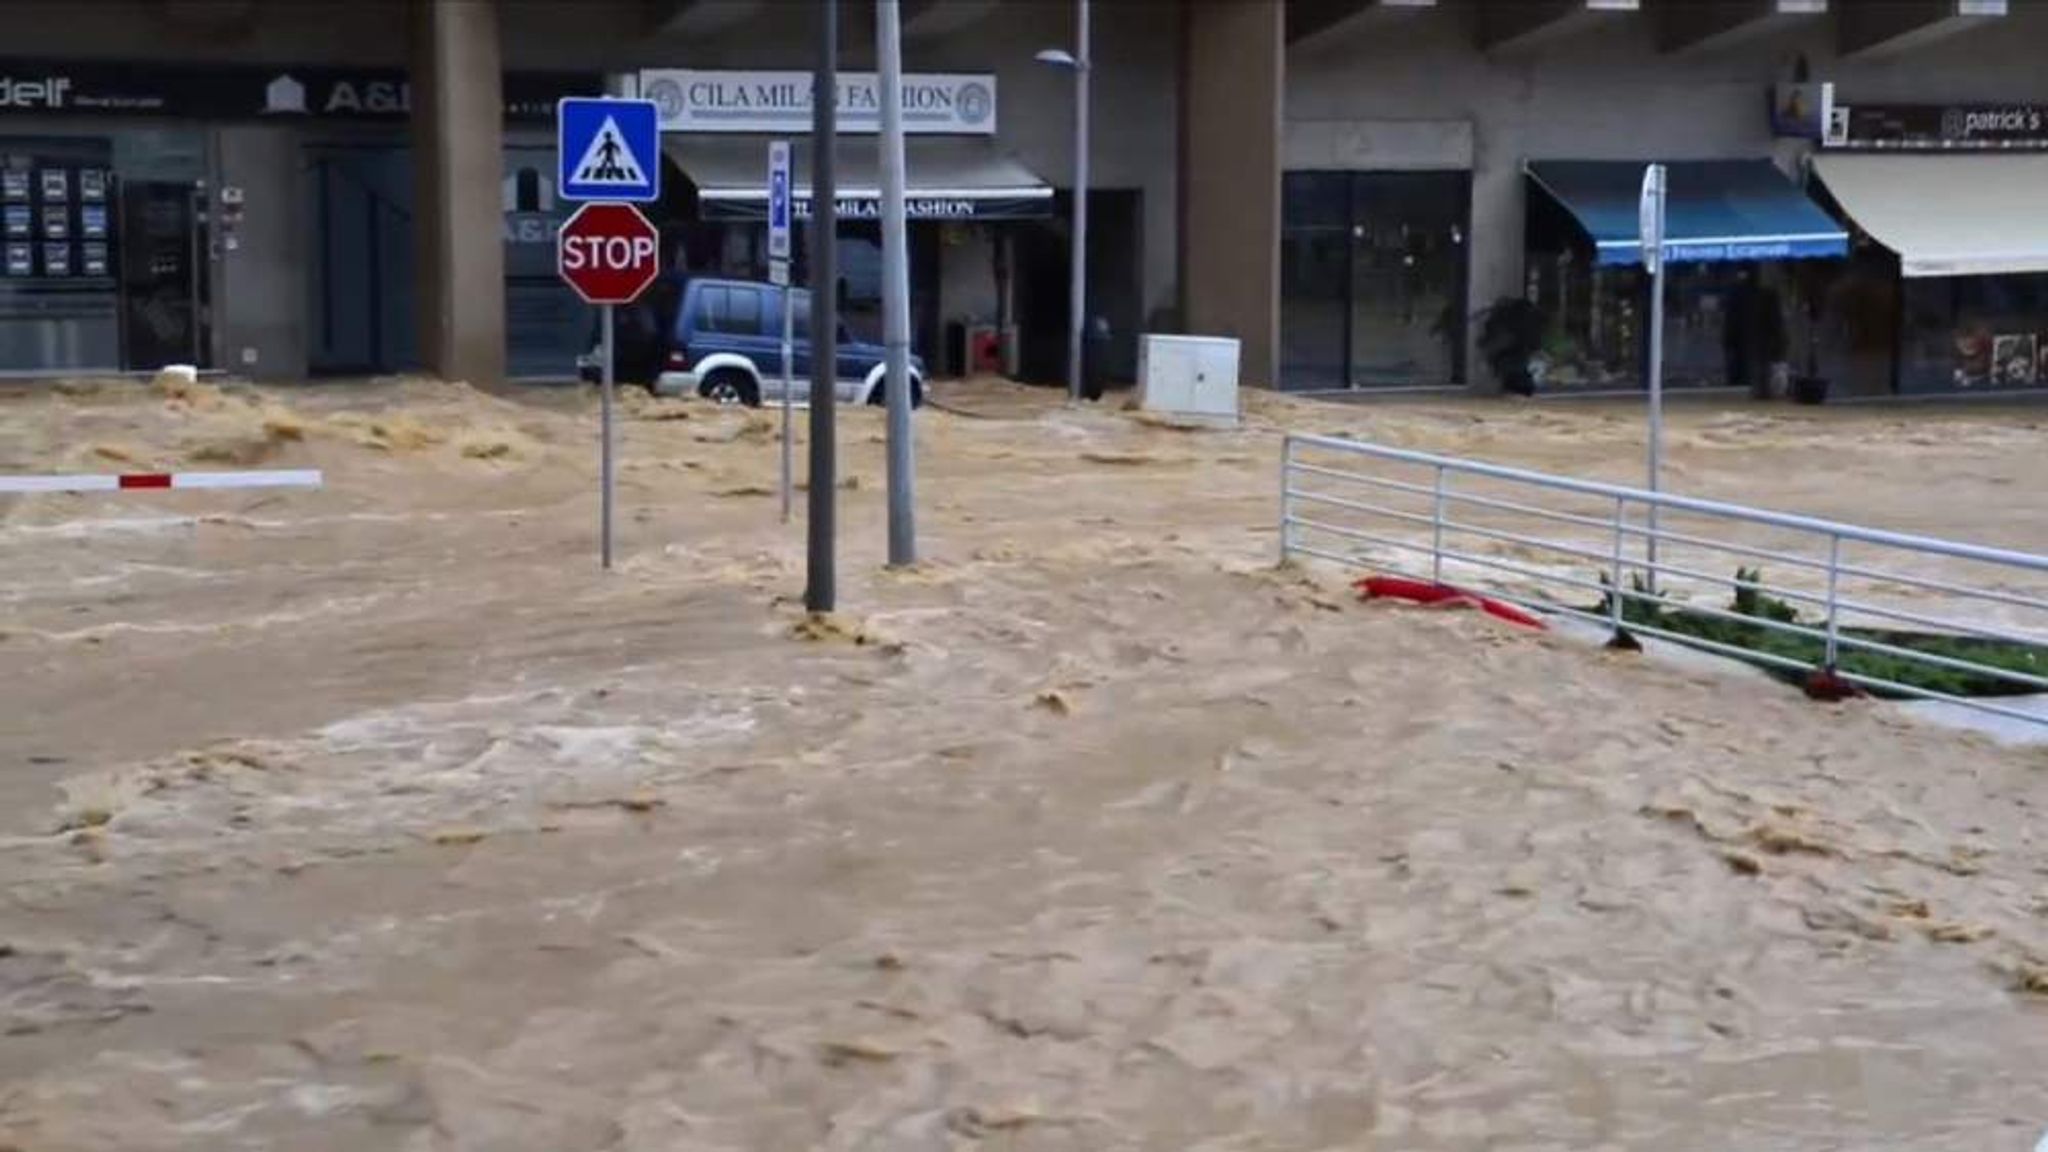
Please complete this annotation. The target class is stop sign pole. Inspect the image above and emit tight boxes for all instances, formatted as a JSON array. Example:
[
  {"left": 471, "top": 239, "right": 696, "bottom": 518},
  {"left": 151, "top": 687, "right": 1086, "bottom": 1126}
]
[{"left": 558, "top": 201, "right": 660, "bottom": 570}]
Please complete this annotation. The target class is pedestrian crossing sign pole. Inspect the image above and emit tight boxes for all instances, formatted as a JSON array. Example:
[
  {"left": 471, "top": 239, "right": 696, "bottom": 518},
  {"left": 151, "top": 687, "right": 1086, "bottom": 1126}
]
[
  {"left": 557, "top": 95, "right": 663, "bottom": 570},
  {"left": 556, "top": 97, "right": 662, "bottom": 204}
]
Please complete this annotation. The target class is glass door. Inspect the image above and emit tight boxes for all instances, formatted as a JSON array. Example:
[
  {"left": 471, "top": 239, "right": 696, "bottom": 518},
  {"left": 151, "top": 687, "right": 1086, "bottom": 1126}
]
[
  {"left": 1279, "top": 173, "right": 1349, "bottom": 389},
  {"left": 305, "top": 146, "right": 416, "bottom": 375},
  {"left": 117, "top": 179, "right": 210, "bottom": 371},
  {"left": 1348, "top": 171, "right": 1467, "bottom": 387},
  {"left": 1281, "top": 170, "right": 1470, "bottom": 390}
]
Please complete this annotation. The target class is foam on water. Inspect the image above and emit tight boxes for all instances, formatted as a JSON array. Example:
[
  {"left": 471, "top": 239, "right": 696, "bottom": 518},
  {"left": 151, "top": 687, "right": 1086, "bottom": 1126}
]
[
  {"left": 25, "top": 594, "right": 391, "bottom": 642},
  {"left": 0, "top": 514, "right": 208, "bottom": 539}
]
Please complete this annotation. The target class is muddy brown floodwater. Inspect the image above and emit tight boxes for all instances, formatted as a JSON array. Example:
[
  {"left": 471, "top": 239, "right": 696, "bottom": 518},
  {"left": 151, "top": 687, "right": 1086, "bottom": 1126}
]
[{"left": 2, "top": 377, "right": 2045, "bottom": 1151}]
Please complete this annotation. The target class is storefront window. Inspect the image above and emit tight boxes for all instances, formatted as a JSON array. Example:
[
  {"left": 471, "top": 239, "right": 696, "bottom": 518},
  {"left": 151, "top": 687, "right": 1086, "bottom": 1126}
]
[
  {"left": 1809, "top": 245, "right": 1898, "bottom": 399},
  {"left": 1897, "top": 273, "right": 2048, "bottom": 395},
  {"left": 1281, "top": 170, "right": 1468, "bottom": 390},
  {"left": 1524, "top": 256, "right": 1808, "bottom": 392},
  {"left": 1522, "top": 246, "right": 1639, "bottom": 390},
  {"left": 1, "top": 129, "right": 209, "bottom": 375},
  {"left": 1525, "top": 186, "right": 1808, "bottom": 393},
  {"left": 1280, "top": 172, "right": 1348, "bottom": 388}
]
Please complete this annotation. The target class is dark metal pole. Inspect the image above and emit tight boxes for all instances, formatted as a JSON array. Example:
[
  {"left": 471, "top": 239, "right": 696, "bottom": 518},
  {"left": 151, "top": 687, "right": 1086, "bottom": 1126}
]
[{"left": 805, "top": 0, "right": 839, "bottom": 613}]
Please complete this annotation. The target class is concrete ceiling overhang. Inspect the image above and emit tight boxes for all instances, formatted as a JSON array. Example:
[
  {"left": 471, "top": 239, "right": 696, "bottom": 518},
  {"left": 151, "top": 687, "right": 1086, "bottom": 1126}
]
[
  {"left": 1838, "top": 0, "right": 2007, "bottom": 59},
  {"left": 647, "top": 0, "right": 999, "bottom": 42},
  {"left": 1287, "top": 0, "right": 1438, "bottom": 48},
  {"left": 1477, "top": 0, "right": 1641, "bottom": 54},
  {"left": 1656, "top": 0, "right": 1829, "bottom": 55}
]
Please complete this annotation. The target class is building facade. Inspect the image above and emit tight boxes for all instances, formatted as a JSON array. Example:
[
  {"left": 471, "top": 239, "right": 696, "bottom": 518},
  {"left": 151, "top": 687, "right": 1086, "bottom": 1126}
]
[
  {"left": 1278, "top": 0, "right": 2048, "bottom": 397},
  {"left": 2, "top": 0, "right": 2042, "bottom": 402},
  {"left": 0, "top": 0, "right": 1196, "bottom": 386}
]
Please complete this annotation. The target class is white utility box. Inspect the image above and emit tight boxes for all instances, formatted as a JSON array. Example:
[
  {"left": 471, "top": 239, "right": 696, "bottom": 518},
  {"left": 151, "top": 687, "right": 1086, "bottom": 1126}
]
[{"left": 1136, "top": 334, "right": 1240, "bottom": 424}]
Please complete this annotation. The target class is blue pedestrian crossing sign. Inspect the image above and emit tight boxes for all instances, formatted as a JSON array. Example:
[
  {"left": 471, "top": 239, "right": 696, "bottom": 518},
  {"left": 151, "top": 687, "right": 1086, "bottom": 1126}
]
[{"left": 557, "top": 97, "right": 661, "bottom": 203}]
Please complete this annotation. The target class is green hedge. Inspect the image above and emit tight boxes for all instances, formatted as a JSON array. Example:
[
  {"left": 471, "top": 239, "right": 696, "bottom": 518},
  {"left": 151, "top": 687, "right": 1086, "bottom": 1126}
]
[{"left": 1593, "top": 568, "right": 2046, "bottom": 699}]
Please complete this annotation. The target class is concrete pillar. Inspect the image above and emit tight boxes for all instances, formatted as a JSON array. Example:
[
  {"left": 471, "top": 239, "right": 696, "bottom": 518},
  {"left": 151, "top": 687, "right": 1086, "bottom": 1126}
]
[
  {"left": 217, "top": 126, "right": 308, "bottom": 379},
  {"left": 1180, "top": 0, "right": 1282, "bottom": 388},
  {"left": 410, "top": 0, "right": 505, "bottom": 384}
]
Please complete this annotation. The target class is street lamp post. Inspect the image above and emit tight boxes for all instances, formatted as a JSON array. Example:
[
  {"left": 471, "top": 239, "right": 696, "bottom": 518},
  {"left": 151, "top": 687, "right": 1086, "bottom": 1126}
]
[
  {"left": 877, "top": 0, "right": 916, "bottom": 567},
  {"left": 1036, "top": 0, "right": 1090, "bottom": 403}
]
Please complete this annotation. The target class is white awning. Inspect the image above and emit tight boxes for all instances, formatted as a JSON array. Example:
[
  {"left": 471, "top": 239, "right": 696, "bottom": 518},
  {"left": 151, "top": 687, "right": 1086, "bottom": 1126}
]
[
  {"left": 661, "top": 135, "right": 1052, "bottom": 221},
  {"left": 1812, "top": 153, "right": 2048, "bottom": 278}
]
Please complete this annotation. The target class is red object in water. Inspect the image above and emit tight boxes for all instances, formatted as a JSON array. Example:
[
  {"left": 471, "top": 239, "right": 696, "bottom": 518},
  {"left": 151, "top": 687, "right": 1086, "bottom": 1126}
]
[
  {"left": 1803, "top": 666, "right": 1862, "bottom": 701},
  {"left": 1354, "top": 575, "right": 1547, "bottom": 630},
  {"left": 971, "top": 330, "right": 1003, "bottom": 373}
]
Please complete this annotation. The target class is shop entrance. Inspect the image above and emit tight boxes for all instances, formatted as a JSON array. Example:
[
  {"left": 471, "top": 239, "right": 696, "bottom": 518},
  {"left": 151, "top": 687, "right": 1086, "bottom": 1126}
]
[
  {"left": 1010, "top": 217, "right": 1067, "bottom": 384},
  {"left": 306, "top": 141, "right": 588, "bottom": 380},
  {"left": 1002, "top": 189, "right": 1143, "bottom": 388},
  {"left": 305, "top": 146, "right": 417, "bottom": 376},
  {"left": 2, "top": 134, "right": 211, "bottom": 375},
  {"left": 1281, "top": 170, "right": 1468, "bottom": 390},
  {"left": 116, "top": 180, "right": 210, "bottom": 371}
]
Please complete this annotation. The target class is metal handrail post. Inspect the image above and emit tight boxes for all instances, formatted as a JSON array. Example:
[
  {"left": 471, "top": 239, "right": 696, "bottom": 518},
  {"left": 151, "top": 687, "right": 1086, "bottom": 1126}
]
[
  {"left": 1431, "top": 464, "right": 1447, "bottom": 584},
  {"left": 1645, "top": 505, "right": 1660, "bottom": 596},
  {"left": 1610, "top": 494, "right": 1628, "bottom": 634},
  {"left": 1824, "top": 533, "right": 1842, "bottom": 668},
  {"left": 1278, "top": 436, "right": 1294, "bottom": 564}
]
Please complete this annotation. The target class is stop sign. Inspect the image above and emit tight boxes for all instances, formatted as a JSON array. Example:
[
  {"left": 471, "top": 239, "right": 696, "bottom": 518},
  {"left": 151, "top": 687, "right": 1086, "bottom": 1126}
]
[{"left": 557, "top": 202, "right": 660, "bottom": 305}]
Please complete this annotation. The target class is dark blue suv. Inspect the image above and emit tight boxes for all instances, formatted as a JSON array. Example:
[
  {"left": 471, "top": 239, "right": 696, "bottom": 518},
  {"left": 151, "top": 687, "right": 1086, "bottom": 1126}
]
[{"left": 581, "top": 276, "right": 924, "bottom": 408}]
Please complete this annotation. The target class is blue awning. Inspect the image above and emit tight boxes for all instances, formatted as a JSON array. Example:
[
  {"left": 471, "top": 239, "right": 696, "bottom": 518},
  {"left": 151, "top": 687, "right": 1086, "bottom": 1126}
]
[{"left": 1526, "top": 160, "right": 1848, "bottom": 267}]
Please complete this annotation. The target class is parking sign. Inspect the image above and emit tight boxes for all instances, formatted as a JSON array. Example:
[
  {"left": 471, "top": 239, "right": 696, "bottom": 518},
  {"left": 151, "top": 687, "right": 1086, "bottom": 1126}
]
[{"left": 767, "top": 140, "right": 792, "bottom": 261}]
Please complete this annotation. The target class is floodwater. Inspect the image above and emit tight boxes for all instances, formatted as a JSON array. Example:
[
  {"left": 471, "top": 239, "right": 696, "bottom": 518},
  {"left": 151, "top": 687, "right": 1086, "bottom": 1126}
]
[{"left": 1, "top": 377, "right": 2044, "bottom": 1150}]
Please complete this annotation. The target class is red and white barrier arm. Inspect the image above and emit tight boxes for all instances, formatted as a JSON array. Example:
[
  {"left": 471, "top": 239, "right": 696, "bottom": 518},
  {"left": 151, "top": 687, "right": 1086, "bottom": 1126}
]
[{"left": 0, "top": 469, "right": 323, "bottom": 494}]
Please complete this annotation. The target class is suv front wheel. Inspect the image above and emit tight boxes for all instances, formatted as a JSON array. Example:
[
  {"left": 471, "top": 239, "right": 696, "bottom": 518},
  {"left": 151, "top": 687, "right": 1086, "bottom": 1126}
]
[
  {"left": 699, "top": 369, "right": 761, "bottom": 407},
  {"left": 867, "top": 377, "right": 924, "bottom": 409}
]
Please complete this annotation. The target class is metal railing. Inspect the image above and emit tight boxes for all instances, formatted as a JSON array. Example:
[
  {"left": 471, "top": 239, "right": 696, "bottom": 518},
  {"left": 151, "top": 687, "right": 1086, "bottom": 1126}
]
[{"left": 1280, "top": 432, "right": 2048, "bottom": 728}]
